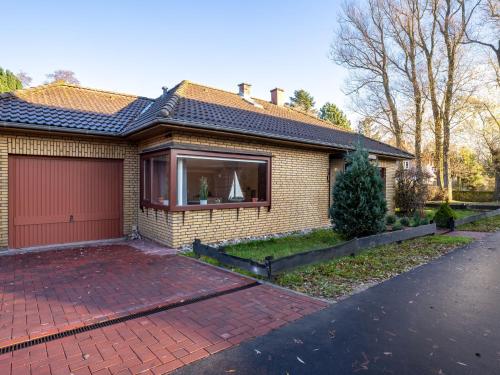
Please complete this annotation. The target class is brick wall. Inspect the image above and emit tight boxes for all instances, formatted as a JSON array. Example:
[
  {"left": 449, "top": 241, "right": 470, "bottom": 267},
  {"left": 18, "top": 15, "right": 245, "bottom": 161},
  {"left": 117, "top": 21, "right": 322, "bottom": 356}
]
[
  {"left": 139, "top": 132, "right": 331, "bottom": 247},
  {"left": 379, "top": 159, "right": 396, "bottom": 212},
  {"left": 0, "top": 133, "right": 138, "bottom": 248},
  {"left": 0, "top": 130, "right": 399, "bottom": 249},
  {"left": 329, "top": 156, "right": 396, "bottom": 212}
]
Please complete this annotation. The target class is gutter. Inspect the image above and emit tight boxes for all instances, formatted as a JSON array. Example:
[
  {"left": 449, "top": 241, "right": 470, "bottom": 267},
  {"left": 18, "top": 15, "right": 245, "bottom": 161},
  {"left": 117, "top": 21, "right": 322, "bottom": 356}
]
[{"left": 0, "top": 120, "right": 118, "bottom": 137}]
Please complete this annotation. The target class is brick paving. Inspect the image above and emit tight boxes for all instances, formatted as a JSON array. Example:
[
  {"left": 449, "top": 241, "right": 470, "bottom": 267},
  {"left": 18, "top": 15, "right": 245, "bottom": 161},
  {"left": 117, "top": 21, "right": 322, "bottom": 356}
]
[
  {"left": 0, "top": 244, "right": 253, "bottom": 348},
  {"left": 0, "top": 243, "right": 327, "bottom": 374},
  {"left": 0, "top": 284, "right": 326, "bottom": 375}
]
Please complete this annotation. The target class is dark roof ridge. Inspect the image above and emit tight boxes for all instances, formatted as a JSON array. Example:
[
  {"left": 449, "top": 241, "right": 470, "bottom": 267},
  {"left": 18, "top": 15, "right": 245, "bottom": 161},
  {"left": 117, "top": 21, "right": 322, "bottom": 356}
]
[{"left": 159, "top": 80, "right": 188, "bottom": 117}]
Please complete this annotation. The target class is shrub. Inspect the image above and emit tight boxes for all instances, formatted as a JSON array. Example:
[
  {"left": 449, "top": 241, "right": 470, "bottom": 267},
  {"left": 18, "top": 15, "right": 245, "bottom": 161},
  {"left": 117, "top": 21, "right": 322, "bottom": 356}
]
[
  {"left": 412, "top": 212, "right": 422, "bottom": 227},
  {"left": 433, "top": 202, "right": 458, "bottom": 228},
  {"left": 386, "top": 214, "right": 397, "bottom": 225},
  {"left": 392, "top": 222, "right": 403, "bottom": 231},
  {"left": 330, "top": 147, "right": 387, "bottom": 239},
  {"left": 420, "top": 217, "right": 430, "bottom": 225},
  {"left": 453, "top": 190, "right": 494, "bottom": 202},
  {"left": 394, "top": 167, "right": 431, "bottom": 214},
  {"left": 400, "top": 217, "right": 411, "bottom": 226}
]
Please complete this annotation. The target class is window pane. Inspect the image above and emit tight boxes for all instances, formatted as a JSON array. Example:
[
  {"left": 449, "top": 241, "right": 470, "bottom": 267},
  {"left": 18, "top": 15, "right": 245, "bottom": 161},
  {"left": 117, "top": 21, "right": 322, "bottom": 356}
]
[
  {"left": 151, "top": 155, "right": 169, "bottom": 206},
  {"left": 143, "top": 159, "right": 151, "bottom": 201},
  {"left": 177, "top": 156, "right": 267, "bottom": 206}
]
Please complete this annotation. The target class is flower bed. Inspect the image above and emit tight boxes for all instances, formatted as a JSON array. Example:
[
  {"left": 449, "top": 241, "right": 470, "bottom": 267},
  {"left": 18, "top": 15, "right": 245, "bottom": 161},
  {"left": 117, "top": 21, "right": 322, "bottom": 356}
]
[{"left": 192, "top": 224, "right": 437, "bottom": 278}]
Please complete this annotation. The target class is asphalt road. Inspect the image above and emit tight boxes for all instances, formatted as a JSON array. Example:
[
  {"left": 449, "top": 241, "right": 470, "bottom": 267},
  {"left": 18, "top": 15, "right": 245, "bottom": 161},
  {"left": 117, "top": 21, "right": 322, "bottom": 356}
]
[{"left": 174, "top": 232, "right": 500, "bottom": 375}]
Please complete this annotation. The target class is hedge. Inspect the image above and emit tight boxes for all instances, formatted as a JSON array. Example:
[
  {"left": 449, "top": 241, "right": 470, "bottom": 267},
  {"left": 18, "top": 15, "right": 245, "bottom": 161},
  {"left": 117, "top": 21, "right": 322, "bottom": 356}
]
[{"left": 453, "top": 191, "right": 495, "bottom": 202}]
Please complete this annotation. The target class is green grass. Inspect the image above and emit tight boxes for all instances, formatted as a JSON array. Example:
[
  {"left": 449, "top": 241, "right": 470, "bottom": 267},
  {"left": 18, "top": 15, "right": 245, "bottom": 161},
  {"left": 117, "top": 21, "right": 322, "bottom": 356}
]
[
  {"left": 457, "top": 215, "right": 500, "bottom": 232},
  {"left": 424, "top": 208, "right": 478, "bottom": 220},
  {"left": 275, "top": 235, "right": 472, "bottom": 300},
  {"left": 223, "top": 229, "right": 344, "bottom": 263}
]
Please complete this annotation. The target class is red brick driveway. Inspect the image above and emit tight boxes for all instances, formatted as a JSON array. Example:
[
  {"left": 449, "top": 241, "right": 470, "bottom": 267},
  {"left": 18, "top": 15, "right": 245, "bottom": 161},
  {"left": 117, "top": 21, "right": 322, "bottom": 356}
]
[{"left": 0, "top": 242, "right": 326, "bottom": 374}]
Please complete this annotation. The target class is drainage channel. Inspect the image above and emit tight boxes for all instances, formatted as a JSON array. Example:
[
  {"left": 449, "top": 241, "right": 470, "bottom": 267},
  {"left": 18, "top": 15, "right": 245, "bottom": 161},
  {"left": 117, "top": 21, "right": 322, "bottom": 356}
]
[{"left": 0, "top": 281, "right": 260, "bottom": 355}]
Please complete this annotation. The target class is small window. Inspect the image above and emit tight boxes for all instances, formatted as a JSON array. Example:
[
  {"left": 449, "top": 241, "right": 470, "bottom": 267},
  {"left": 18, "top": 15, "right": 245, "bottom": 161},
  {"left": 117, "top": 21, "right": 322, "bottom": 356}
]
[
  {"left": 176, "top": 154, "right": 269, "bottom": 207},
  {"left": 141, "top": 152, "right": 170, "bottom": 208},
  {"left": 403, "top": 160, "right": 410, "bottom": 170}
]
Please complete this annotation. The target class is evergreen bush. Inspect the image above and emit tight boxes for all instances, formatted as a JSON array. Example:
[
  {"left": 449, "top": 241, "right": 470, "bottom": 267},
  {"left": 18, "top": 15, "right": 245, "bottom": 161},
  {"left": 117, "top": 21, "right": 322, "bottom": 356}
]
[
  {"left": 386, "top": 214, "right": 397, "bottom": 225},
  {"left": 330, "top": 147, "right": 387, "bottom": 239},
  {"left": 433, "top": 202, "right": 457, "bottom": 228},
  {"left": 392, "top": 222, "right": 403, "bottom": 231},
  {"left": 400, "top": 217, "right": 411, "bottom": 226}
]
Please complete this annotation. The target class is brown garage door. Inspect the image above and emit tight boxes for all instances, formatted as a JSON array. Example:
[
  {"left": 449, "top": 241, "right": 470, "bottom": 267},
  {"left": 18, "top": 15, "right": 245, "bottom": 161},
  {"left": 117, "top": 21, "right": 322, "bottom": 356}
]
[{"left": 8, "top": 156, "right": 123, "bottom": 248}]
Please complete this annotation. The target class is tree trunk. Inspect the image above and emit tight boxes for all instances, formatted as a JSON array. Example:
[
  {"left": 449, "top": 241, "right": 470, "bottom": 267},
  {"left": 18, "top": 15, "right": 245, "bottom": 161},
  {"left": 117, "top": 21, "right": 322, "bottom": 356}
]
[
  {"left": 494, "top": 149, "right": 500, "bottom": 201},
  {"left": 495, "top": 172, "right": 500, "bottom": 201}
]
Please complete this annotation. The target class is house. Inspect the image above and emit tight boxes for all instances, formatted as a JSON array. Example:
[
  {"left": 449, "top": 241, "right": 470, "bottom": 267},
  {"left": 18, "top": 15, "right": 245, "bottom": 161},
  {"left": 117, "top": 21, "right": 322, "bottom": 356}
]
[{"left": 0, "top": 80, "right": 412, "bottom": 249}]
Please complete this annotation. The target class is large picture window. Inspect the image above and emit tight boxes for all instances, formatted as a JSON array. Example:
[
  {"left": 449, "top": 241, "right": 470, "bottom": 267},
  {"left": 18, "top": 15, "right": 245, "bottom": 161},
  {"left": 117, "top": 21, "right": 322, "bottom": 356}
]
[
  {"left": 140, "top": 148, "right": 271, "bottom": 211},
  {"left": 176, "top": 154, "right": 269, "bottom": 207},
  {"left": 141, "top": 152, "right": 170, "bottom": 208}
]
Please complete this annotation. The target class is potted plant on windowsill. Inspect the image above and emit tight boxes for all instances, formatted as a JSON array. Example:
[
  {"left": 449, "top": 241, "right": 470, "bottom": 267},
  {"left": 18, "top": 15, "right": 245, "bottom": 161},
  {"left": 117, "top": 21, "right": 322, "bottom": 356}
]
[{"left": 199, "top": 177, "right": 209, "bottom": 205}]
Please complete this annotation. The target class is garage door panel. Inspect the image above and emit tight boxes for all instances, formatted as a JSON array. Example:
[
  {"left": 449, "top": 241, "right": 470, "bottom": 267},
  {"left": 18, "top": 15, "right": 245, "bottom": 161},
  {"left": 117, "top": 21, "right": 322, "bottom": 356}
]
[{"left": 9, "top": 156, "right": 123, "bottom": 248}]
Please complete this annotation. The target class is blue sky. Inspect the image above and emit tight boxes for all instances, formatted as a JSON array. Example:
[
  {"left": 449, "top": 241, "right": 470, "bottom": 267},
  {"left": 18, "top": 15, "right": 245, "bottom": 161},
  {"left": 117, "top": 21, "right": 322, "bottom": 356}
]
[{"left": 2, "top": 1, "right": 349, "bottom": 113}]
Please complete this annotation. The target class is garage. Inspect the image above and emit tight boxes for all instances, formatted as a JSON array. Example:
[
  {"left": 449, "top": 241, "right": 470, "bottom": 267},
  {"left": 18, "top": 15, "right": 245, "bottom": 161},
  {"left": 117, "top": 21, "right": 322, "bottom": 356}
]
[{"left": 8, "top": 156, "right": 123, "bottom": 248}]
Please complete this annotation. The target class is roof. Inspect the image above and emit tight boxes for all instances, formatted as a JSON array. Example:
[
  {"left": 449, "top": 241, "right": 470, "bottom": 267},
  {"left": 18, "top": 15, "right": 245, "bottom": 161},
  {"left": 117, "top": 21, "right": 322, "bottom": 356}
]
[
  {"left": 0, "top": 80, "right": 413, "bottom": 158},
  {"left": 0, "top": 82, "right": 153, "bottom": 134},
  {"left": 124, "top": 81, "right": 413, "bottom": 158}
]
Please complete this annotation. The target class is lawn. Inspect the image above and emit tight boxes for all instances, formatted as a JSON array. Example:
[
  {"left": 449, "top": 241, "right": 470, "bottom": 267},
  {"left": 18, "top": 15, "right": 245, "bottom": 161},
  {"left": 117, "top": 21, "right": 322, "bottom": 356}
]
[
  {"left": 424, "top": 208, "right": 478, "bottom": 220},
  {"left": 275, "top": 235, "right": 472, "bottom": 300},
  {"left": 457, "top": 215, "right": 500, "bottom": 232},
  {"left": 224, "top": 228, "right": 344, "bottom": 262}
]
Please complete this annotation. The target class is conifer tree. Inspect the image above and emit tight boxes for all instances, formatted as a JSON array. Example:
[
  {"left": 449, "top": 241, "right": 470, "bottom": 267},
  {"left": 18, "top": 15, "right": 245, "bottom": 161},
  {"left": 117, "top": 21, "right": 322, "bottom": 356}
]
[{"left": 330, "top": 147, "right": 387, "bottom": 238}]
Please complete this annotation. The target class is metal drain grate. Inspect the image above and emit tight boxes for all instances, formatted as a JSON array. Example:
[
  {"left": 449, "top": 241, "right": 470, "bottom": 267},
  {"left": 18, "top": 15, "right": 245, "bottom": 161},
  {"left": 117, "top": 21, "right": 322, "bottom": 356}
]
[{"left": 0, "top": 281, "right": 260, "bottom": 355}]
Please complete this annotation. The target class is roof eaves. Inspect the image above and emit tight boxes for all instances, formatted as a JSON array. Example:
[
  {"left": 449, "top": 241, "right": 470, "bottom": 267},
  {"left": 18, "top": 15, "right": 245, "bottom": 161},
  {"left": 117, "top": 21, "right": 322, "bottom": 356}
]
[{"left": 0, "top": 120, "right": 119, "bottom": 136}]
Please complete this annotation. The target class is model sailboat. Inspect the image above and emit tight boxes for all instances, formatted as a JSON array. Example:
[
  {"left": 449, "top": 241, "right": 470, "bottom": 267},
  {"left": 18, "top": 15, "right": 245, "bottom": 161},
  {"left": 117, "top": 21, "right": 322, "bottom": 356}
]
[{"left": 228, "top": 171, "right": 244, "bottom": 202}]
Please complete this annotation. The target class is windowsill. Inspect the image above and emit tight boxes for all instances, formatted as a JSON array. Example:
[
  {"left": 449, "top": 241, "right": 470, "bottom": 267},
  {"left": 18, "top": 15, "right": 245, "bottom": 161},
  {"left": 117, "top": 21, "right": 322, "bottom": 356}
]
[
  {"left": 141, "top": 202, "right": 170, "bottom": 210},
  {"left": 170, "top": 201, "right": 270, "bottom": 211}
]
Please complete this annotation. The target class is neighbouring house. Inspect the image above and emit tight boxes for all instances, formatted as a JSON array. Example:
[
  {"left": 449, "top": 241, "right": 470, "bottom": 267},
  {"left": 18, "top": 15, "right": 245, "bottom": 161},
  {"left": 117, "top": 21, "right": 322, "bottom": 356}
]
[{"left": 0, "top": 80, "right": 412, "bottom": 249}]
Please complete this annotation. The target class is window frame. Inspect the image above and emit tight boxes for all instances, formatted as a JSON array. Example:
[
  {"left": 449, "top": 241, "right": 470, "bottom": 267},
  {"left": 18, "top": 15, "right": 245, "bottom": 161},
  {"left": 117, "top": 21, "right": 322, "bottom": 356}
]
[
  {"left": 140, "top": 148, "right": 272, "bottom": 211},
  {"left": 140, "top": 150, "right": 171, "bottom": 210}
]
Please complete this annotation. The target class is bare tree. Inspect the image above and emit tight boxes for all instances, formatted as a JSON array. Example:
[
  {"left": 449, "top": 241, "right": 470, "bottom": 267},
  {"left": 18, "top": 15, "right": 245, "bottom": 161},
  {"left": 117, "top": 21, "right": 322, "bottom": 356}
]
[
  {"left": 386, "top": 0, "right": 426, "bottom": 173},
  {"left": 46, "top": 70, "right": 80, "bottom": 85},
  {"left": 438, "top": 0, "right": 480, "bottom": 199},
  {"left": 16, "top": 71, "right": 32, "bottom": 87},
  {"left": 332, "top": 0, "right": 405, "bottom": 148},
  {"left": 464, "top": 0, "right": 499, "bottom": 69},
  {"left": 415, "top": 0, "right": 445, "bottom": 190},
  {"left": 468, "top": 95, "right": 500, "bottom": 198}
]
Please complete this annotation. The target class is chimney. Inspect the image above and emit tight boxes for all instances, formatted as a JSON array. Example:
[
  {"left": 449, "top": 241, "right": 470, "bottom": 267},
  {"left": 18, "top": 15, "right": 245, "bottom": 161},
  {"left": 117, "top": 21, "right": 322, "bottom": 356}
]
[
  {"left": 238, "top": 83, "right": 252, "bottom": 98},
  {"left": 270, "top": 88, "right": 285, "bottom": 106}
]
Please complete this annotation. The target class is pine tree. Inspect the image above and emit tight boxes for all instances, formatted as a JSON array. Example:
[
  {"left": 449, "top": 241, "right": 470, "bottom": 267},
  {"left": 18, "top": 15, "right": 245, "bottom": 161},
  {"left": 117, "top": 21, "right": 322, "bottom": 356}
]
[
  {"left": 330, "top": 147, "right": 387, "bottom": 239},
  {"left": 319, "top": 102, "right": 351, "bottom": 129},
  {"left": 289, "top": 89, "right": 316, "bottom": 113}
]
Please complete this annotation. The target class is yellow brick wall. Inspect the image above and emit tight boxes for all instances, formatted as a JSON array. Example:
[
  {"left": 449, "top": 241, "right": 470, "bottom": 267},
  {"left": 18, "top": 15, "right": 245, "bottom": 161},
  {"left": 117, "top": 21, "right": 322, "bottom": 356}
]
[
  {"left": 0, "top": 133, "right": 138, "bottom": 248},
  {"left": 379, "top": 158, "right": 396, "bottom": 212},
  {"left": 329, "top": 156, "right": 396, "bottom": 212},
  {"left": 138, "top": 132, "right": 332, "bottom": 247},
  {"left": 0, "top": 130, "right": 398, "bottom": 249}
]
